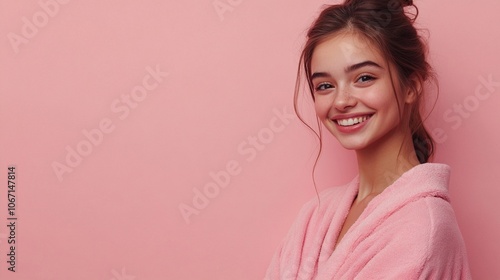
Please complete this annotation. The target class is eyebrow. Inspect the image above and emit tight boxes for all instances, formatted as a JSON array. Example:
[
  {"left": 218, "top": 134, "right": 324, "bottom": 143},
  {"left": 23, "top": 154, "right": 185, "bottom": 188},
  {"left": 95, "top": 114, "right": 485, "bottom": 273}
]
[{"left": 310, "top": 60, "right": 383, "bottom": 81}]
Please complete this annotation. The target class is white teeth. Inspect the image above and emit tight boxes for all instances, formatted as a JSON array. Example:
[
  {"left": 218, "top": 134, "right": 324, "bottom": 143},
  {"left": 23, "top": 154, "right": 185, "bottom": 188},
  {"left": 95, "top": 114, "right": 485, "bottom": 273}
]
[{"left": 336, "top": 116, "right": 370, "bottom": 126}]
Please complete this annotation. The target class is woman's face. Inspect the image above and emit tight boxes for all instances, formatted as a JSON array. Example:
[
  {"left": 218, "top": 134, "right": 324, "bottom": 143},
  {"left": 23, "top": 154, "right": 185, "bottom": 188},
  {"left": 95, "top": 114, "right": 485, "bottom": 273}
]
[{"left": 311, "top": 32, "right": 410, "bottom": 151}]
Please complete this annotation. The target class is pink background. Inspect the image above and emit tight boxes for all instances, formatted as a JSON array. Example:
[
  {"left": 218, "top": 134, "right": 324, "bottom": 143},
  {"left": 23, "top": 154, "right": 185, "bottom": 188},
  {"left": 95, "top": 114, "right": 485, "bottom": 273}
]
[{"left": 0, "top": 0, "right": 499, "bottom": 279}]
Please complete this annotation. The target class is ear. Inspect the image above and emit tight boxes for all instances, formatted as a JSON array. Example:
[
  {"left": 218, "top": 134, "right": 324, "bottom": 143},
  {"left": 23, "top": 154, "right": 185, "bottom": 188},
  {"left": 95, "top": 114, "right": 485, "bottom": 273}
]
[{"left": 404, "top": 74, "right": 422, "bottom": 104}]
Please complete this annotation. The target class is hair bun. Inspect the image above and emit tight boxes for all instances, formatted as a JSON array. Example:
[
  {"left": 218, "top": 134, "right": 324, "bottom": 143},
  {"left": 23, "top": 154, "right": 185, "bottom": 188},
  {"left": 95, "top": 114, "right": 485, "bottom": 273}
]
[{"left": 401, "top": 0, "right": 413, "bottom": 7}]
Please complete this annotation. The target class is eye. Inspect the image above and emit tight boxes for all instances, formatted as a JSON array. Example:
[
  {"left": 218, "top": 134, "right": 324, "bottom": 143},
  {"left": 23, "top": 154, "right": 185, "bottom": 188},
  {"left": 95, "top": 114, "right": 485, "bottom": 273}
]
[
  {"left": 356, "top": 75, "right": 376, "bottom": 83},
  {"left": 315, "top": 82, "right": 334, "bottom": 92}
]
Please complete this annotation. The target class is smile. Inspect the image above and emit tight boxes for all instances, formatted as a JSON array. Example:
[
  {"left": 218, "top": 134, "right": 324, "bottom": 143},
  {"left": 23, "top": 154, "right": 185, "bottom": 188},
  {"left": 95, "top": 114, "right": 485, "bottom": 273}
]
[{"left": 335, "top": 115, "right": 372, "bottom": 127}]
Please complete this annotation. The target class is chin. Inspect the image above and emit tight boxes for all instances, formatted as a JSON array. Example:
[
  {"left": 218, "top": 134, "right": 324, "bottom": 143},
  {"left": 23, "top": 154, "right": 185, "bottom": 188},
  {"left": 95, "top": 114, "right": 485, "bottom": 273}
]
[{"left": 335, "top": 138, "right": 370, "bottom": 151}]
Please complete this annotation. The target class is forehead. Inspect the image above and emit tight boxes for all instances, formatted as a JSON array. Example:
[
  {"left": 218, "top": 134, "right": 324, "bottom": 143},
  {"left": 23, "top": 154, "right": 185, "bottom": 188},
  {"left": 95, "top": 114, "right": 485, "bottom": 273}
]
[{"left": 311, "top": 32, "right": 385, "bottom": 71}]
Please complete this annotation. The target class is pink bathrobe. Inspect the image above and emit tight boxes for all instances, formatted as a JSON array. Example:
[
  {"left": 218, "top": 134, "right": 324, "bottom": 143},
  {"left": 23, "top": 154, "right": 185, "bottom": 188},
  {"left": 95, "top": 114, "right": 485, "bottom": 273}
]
[{"left": 265, "top": 163, "right": 471, "bottom": 279}]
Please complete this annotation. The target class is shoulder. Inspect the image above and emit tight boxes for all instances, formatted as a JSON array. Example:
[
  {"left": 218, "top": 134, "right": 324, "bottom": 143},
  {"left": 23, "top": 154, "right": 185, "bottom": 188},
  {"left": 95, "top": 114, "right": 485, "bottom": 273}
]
[
  {"left": 420, "top": 197, "right": 471, "bottom": 277},
  {"left": 354, "top": 196, "right": 470, "bottom": 278},
  {"left": 385, "top": 196, "right": 464, "bottom": 246},
  {"left": 384, "top": 196, "right": 470, "bottom": 277},
  {"left": 370, "top": 163, "right": 458, "bottom": 243},
  {"left": 350, "top": 196, "right": 470, "bottom": 279}
]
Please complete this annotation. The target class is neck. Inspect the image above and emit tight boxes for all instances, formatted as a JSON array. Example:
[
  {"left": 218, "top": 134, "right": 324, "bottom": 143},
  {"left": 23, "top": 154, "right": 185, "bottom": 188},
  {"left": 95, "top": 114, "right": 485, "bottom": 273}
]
[{"left": 354, "top": 129, "right": 419, "bottom": 202}]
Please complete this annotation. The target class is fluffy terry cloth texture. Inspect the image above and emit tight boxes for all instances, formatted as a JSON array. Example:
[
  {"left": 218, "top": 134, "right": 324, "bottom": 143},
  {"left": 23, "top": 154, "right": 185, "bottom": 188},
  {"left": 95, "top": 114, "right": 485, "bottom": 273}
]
[{"left": 265, "top": 163, "right": 471, "bottom": 280}]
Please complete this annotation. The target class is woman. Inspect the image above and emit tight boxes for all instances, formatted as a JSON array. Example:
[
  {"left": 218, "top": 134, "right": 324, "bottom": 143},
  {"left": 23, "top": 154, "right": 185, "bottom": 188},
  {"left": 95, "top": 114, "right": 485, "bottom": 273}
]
[{"left": 265, "top": 0, "right": 471, "bottom": 279}]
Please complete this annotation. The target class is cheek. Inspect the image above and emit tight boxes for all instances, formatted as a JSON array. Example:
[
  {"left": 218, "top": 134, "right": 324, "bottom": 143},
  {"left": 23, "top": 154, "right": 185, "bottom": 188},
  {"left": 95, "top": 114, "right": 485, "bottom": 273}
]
[
  {"left": 314, "top": 97, "right": 331, "bottom": 119},
  {"left": 362, "top": 87, "right": 399, "bottom": 112},
  {"left": 379, "top": 94, "right": 402, "bottom": 115},
  {"left": 371, "top": 97, "right": 403, "bottom": 127}
]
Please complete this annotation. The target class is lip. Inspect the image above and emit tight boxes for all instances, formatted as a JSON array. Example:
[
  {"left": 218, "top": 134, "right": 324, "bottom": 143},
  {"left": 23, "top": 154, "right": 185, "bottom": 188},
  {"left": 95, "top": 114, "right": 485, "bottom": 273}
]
[
  {"left": 331, "top": 112, "right": 374, "bottom": 120},
  {"left": 331, "top": 113, "right": 374, "bottom": 133}
]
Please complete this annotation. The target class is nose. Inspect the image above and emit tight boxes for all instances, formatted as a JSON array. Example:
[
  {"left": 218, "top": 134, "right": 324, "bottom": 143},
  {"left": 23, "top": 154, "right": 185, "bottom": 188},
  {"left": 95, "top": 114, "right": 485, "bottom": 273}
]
[{"left": 333, "top": 86, "right": 356, "bottom": 111}]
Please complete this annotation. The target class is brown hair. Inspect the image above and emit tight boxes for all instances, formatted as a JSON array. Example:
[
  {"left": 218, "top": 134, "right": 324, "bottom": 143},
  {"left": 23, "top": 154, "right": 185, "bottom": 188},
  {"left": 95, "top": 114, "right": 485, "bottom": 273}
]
[{"left": 294, "top": 0, "right": 436, "bottom": 171}]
